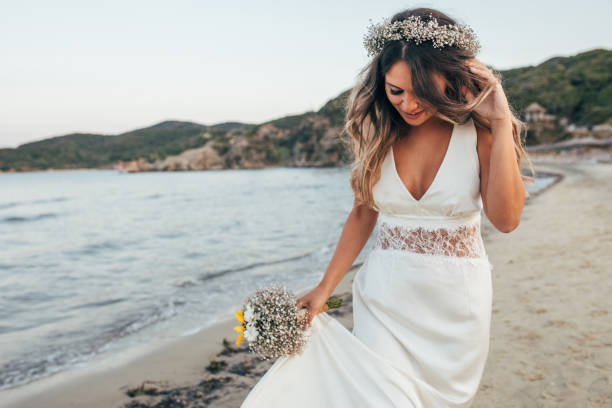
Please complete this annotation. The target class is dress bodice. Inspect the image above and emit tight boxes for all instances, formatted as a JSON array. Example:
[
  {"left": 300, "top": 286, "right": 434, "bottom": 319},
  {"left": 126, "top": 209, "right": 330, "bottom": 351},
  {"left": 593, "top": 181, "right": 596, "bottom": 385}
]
[
  {"left": 371, "top": 117, "right": 489, "bottom": 260},
  {"left": 373, "top": 117, "right": 482, "bottom": 220}
]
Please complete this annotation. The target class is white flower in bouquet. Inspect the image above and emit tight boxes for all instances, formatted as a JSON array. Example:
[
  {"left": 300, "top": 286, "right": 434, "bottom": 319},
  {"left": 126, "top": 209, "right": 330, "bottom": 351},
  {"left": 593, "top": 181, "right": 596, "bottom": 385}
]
[
  {"left": 244, "top": 321, "right": 259, "bottom": 342},
  {"left": 243, "top": 302, "right": 259, "bottom": 323}
]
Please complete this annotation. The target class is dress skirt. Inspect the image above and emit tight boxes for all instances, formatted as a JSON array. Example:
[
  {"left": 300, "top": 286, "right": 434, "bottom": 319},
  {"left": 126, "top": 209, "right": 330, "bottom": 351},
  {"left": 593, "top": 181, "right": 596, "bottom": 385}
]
[{"left": 240, "top": 245, "right": 493, "bottom": 408}]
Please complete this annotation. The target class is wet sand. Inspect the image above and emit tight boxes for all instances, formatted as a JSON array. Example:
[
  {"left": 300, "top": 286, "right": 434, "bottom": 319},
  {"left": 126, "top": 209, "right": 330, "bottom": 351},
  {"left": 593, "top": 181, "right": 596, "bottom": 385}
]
[{"left": 2, "top": 160, "right": 610, "bottom": 408}]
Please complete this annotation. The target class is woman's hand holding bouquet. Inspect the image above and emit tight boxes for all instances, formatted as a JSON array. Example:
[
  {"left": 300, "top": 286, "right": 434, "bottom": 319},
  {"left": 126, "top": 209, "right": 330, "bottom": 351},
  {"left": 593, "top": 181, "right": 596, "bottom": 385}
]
[{"left": 233, "top": 283, "right": 342, "bottom": 359}]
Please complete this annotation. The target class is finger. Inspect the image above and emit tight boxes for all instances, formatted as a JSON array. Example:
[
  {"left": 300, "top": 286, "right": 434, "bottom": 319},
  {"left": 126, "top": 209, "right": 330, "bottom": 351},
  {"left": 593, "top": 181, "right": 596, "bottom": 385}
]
[
  {"left": 465, "top": 59, "right": 480, "bottom": 69},
  {"left": 468, "top": 65, "right": 486, "bottom": 74},
  {"left": 469, "top": 58, "right": 486, "bottom": 69},
  {"left": 461, "top": 85, "right": 474, "bottom": 101},
  {"left": 467, "top": 66, "right": 485, "bottom": 80},
  {"left": 469, "top": 66, "right": 496, "bottom": 83},
  {"left": 473, "top": 64, "right": 494, "bottom": 78}
]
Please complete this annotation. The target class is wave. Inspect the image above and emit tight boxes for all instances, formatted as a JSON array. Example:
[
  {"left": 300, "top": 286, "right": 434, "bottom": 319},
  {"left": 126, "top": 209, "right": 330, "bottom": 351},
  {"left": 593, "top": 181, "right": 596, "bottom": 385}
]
[
  {"left": 198, "top": 250, "right": 316, "bottom": 283},
  {"left": 0, "top": 263, "right": 17, "bottom": 270},
  {"left": 66, "top": 298, "right": 127, "bottom": 311},
  {"left": 0, "top": 196, "right": 70, "bottom": 211},
  {"left": 64, "top": 240, "right": 121, "bottom": 257},
  {"left": 0, "top": 315, "right": 71, "bottom": 335},
  {"left": 0, "top": 296, "right": 186, "bottom": 390},
  {"left": 1, "top": 212, "right": 59, "bottom": 223}
]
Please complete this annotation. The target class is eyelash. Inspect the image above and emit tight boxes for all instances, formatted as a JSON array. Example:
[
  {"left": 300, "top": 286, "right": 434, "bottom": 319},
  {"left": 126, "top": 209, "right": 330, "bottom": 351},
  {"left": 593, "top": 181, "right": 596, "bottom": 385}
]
[{"left": 390, "top": 89, "right": 402, "bottom": 95}]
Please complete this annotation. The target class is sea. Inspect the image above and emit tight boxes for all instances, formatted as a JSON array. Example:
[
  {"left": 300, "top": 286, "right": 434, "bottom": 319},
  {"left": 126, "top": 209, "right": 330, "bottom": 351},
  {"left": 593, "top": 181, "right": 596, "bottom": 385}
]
[{"left": 0, "top": 167, "right": 557, "bottom": 391}]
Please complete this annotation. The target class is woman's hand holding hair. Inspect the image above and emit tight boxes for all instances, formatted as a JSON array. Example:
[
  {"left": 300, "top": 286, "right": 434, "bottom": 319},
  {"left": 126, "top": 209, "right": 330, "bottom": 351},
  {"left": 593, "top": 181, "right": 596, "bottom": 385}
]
[{"left": 462, "top": 58, "right": 512, "bottom": 123}]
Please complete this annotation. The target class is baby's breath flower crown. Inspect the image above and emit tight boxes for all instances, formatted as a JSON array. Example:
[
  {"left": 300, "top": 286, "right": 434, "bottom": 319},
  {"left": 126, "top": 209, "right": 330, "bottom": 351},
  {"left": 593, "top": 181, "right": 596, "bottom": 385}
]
[{"left": 363, "top": 13, "right": 481, "bottom": 58}]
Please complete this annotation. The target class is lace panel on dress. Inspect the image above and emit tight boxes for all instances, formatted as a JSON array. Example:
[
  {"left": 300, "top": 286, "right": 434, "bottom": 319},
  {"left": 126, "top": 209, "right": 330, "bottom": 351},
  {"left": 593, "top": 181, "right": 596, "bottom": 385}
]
[{"left": 373, "top": 216, "right": 486, "bottom": 259}]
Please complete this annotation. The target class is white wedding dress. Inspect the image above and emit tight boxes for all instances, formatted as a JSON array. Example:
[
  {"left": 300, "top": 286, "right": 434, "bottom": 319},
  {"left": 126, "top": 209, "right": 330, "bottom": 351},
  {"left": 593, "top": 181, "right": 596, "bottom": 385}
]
[{"left": 241, "top": 117, "right": 494, "bottom": 408}]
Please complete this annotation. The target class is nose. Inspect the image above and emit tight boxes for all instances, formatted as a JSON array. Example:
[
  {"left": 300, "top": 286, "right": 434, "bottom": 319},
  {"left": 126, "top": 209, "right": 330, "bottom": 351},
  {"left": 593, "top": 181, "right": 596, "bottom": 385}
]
[{"left": 400, "top": 96, "right": 422, "bottom": 113}]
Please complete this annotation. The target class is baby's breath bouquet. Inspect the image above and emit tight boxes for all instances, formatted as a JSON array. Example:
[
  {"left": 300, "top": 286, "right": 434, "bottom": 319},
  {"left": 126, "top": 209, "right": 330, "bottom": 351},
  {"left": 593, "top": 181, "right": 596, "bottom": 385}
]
[{"left": 233, "top": 283, "right": 342, "bottom": 359}]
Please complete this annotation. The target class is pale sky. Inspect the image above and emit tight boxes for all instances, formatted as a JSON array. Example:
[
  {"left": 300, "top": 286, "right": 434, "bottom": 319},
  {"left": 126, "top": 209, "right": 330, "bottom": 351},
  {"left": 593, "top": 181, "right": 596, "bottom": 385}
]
[{"left": 1, "top": 0, "right": 610, "bottom": 148}]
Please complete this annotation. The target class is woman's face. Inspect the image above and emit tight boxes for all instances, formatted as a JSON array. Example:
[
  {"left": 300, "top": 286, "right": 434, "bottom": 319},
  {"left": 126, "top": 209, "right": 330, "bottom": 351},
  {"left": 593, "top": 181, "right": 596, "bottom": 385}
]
[{"left": 384, "top": 59, "right": 447, "bottom": 126}]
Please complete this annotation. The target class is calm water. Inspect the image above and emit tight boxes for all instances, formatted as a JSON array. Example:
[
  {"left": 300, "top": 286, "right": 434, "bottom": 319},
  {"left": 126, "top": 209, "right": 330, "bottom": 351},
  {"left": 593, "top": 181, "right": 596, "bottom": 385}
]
[{"left": 0, "top": 167, "right": 556, "bottom": 390}]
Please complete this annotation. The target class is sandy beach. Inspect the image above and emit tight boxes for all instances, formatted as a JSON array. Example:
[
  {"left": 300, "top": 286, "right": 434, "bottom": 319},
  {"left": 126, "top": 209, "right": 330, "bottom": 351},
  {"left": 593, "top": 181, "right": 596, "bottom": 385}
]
[{"left": 2, "top": 160, "right": 611, "bottom": 408}]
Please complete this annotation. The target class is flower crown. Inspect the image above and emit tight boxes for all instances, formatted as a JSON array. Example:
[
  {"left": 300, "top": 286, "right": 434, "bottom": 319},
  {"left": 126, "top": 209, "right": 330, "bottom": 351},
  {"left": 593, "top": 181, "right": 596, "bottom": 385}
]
[{"left": 363, "top": 13, "right": 481, "bottom": 58}]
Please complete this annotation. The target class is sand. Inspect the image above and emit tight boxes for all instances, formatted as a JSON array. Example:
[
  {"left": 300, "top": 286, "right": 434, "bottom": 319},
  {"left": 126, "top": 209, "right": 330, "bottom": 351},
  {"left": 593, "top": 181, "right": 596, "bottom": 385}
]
[
  {"left": 474, "top": 161, "right": 612, "bottom": 407},
  {"left": 1, "top": 160, "right": 610, "bottom": 408}
]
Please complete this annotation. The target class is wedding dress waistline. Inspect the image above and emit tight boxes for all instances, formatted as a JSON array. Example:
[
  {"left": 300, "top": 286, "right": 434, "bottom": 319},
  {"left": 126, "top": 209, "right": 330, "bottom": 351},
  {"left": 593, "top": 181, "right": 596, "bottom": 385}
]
[{"left": 373, "top": 211, "right": 487, "bottom": 259}]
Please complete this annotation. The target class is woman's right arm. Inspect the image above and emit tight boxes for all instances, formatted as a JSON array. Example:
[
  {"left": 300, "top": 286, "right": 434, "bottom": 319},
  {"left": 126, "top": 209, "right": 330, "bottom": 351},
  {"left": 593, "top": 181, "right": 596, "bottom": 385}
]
[
  {"left": 317, "top": 197, "right": 379, "bottom": 297},
  {"left": 296, "top": 197, "right": 379, "bottom": 324}
]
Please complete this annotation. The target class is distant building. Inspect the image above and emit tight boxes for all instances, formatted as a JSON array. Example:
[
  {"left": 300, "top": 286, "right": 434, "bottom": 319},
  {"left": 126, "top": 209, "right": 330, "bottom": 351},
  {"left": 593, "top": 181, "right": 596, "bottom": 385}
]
[
  {"left": 567, "top": 123, "right": 589, "bottom": 132},
  {"left": 524, "top": 102, "right": 556, "bottom": 122},
  {"left": 593, "top": 122, "right": 612, "bottom": 132}
]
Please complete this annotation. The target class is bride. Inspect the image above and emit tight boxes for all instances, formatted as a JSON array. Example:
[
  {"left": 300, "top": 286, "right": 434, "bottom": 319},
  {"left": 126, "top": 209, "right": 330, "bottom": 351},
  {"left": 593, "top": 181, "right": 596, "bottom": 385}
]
[{"left": 241, "top": 6, "right": 533, "bottom": 408}]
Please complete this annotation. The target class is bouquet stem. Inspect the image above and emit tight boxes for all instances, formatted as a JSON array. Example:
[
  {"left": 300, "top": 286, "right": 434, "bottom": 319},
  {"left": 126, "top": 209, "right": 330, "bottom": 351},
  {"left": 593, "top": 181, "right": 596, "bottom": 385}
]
[{"left": 320, "top": 295, "right": 343, "bottom": 313}]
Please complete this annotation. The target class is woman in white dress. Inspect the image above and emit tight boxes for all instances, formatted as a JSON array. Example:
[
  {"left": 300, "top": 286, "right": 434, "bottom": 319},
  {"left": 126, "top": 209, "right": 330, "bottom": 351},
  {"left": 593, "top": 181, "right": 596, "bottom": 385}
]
[{"left": 241, "top": 7, "right": 534, "bottom": 408}]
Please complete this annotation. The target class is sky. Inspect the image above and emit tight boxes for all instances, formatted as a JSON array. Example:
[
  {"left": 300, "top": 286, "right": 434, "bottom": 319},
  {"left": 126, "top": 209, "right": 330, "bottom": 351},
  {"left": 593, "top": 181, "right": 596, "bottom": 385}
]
[{"left": 1, "top": 0, "right": 610, "bottom": 148}]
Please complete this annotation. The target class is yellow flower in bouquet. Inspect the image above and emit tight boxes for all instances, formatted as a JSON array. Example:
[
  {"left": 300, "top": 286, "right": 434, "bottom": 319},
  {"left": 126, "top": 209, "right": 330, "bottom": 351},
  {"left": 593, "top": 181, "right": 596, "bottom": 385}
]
[{"left": 234, "top": 308, "right": 245, "bottom": 345}]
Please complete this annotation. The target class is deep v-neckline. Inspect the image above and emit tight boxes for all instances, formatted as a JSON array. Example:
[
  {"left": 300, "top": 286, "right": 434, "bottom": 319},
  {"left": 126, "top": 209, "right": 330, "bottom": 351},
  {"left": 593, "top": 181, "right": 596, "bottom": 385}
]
[{"left": 390, "top": 122, "right": 456, "bottom": 203}]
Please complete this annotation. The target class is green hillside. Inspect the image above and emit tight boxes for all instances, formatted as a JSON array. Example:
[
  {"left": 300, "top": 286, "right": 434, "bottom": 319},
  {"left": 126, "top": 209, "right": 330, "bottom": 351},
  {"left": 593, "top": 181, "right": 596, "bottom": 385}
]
[
  {"left": 502, "top": 49, "right": 611, "bottom": 126},
  {"left": 0, "top": 121, "right": 250, "bottom": 171}
]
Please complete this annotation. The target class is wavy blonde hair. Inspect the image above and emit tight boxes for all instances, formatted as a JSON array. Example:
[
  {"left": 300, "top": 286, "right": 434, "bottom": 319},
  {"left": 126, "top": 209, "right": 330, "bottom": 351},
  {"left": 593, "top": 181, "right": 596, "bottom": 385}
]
[{"left": 339, "top": 7, "right": 536, "bottom": 211}]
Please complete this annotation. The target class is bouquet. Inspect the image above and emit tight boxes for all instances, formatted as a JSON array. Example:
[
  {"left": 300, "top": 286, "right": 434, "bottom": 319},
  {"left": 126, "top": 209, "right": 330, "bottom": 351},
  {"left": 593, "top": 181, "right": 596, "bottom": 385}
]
[{"left": 233, "top": 283, "right": 343, "bottom": 359}]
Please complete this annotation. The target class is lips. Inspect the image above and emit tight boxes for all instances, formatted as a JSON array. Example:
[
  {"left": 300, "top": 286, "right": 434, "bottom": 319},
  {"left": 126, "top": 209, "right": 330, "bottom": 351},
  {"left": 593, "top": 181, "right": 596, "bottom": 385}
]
[{"left": 401, "top": 110, "right": 424, "bottom": 118}]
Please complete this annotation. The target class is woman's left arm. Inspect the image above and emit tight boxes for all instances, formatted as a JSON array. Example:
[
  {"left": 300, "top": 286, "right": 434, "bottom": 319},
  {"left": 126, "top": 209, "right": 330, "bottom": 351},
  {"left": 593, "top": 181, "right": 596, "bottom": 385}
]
[
  {"left": 465, "top": 58, "right": 526, "bottom": 233},
  {"left": 476, "top": 117, "right": 526, "bottom": 233}
]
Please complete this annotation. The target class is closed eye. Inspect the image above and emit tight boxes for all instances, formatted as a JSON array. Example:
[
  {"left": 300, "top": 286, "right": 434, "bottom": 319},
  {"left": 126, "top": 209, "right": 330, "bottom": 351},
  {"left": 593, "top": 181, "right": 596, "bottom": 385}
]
[{"left": 390, "top": 89, "right": 402, "bottom": 95}]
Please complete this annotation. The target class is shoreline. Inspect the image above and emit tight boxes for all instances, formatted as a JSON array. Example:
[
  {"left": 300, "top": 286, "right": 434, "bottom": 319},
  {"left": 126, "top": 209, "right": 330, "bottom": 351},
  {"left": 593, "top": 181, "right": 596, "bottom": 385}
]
[
  {"left": 525, "top": 170, "right": 565, "bottom": 197},
  {"left": 2, "top": 159, "right": 610, "bottom": 407},
  {"left": 0, "top": 268, "right": 359, "bottom": 408},
  {"left": 1, "top": 142, "right": 610, "bottom": 175}
]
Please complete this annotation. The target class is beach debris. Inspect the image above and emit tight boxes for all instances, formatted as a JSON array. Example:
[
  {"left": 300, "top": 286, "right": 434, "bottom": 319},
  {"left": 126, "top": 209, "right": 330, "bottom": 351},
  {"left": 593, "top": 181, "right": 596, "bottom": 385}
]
[
  {"left": 122, "top": 376, "right": 233, "bottom": 407},
  {"left": 125, "top": 381, "right": 162, "bottom": 397},
  {"left": 198, "top": 376, "right": 233, "bottom": 394},
  {"left": 228, "top": 358, "right": 258, "bottom": 376},
  {"left": 217, "top": 337, "right": 250, "bottom": 356},
  {"left": 205, "top": 359, "right": 228, "bottom": 373}
]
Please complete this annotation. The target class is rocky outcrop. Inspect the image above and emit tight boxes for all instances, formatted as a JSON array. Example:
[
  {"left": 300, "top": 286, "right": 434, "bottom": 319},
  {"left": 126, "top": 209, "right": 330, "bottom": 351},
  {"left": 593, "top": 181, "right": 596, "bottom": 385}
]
[
  {"left": 149, "top": 143, "right": 225, "bottom": 171},
  {"left": 113, "top": 113, "right": 353, "bottom": 172}
]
